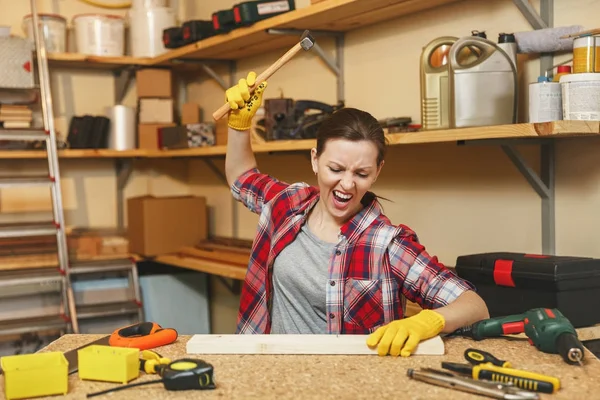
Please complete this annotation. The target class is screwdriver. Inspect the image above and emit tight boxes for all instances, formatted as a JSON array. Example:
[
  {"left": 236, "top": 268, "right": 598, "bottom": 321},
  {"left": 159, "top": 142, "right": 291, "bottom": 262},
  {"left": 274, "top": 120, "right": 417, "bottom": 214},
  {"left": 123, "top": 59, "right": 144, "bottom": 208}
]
[
  {"left": 442, "top": 361, "right": 560, "bottom": 394},
  {"left": 464, "top": 348, "right": 512, "bottom": 368}
]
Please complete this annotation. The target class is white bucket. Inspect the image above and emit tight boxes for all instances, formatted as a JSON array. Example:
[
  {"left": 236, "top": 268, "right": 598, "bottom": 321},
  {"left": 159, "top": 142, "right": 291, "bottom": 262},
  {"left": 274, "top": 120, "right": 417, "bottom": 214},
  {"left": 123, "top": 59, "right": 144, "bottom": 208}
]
[
  {"left": 127, "top": 7, "right": 175, "bottom": 58},
  {"left": 72, "top": 14, "right": 125, "bottom": 57},
  {"left": 22, "top": 13, "right": 67, "bottom": 53},
  {"left": 559, "top": 73, "right": 600, "bottom": 120}
]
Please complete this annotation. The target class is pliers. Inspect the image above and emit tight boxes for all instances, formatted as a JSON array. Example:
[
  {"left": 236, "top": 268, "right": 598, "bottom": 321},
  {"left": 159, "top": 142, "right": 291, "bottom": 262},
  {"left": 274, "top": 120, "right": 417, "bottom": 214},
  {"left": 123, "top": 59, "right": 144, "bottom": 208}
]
[{"left": 407, "top": 367, "right": 540, "bottom": 400}]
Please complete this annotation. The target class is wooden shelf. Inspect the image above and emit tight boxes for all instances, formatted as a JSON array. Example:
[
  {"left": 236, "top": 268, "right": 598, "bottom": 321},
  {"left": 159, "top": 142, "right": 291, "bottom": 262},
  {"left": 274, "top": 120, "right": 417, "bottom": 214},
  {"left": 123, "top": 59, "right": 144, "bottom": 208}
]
[
  {"left": 0, "top": 149, "right": 148, "bottom": 159},
  {"left": 0, "top": 122, "right": 597, "bottom": 160},
  {"left": 47, "top": 53, "right": 153, "bottom": 69},
  {"left": 154, "top": 254, "right": 247, "bottom": 281},
  {"left": 151, "top": 0, "right": 466, "bottom": 63}
]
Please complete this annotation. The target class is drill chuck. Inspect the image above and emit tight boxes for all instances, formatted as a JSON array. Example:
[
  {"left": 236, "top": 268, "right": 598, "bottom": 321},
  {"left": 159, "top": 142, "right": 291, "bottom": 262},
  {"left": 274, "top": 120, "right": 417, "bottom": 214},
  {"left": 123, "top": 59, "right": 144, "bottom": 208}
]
[
  {"left": 556, "top": 332, "right": 585, "bottom": 366},
  {"left": 567, "top": 347, "right": 583, "bottom": 363}
]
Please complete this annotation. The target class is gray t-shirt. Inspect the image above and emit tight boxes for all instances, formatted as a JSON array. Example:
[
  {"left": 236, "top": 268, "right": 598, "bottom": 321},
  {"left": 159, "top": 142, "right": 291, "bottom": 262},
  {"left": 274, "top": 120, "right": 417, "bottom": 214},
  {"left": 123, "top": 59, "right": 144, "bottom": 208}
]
[{"left": 270, "top": 222, "right": 335, "bottom": 334}]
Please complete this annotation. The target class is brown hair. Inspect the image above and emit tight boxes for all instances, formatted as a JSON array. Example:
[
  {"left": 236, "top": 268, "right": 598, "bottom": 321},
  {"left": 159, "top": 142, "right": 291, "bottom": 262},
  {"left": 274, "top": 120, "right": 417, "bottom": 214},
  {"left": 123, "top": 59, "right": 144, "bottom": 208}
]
[
  {"left": 315, "top": 108, "right": 389, "bottom": 206},
  {"left": 316, "top": 107, "right": 387, "bottom": 165}
]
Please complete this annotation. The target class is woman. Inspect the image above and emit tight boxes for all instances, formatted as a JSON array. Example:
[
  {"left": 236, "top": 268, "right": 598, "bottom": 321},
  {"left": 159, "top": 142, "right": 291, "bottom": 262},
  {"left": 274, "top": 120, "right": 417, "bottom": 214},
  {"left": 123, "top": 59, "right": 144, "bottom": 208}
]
[{"left": 224, "top": 72, "right": 489, "bottom": 357}]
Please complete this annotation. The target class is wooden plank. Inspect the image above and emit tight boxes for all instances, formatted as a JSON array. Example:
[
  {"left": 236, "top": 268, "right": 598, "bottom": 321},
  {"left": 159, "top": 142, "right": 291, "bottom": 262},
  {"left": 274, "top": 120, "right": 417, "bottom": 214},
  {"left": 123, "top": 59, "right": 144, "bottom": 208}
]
[
  {"left": 155, "top": 254, "right": 248, "bottom": 281},
  {"left": 0, "top": 149, "right": 148, "bottom": 159},
  {"left": 186, "top": 334, "right": 445, "bottom": 355},
  {"left": 48, "top": 53, "right": 153, "bottom": 69},
  {"left": 179, "top": 246, "right": 250, "bottom": 266},
  {"left": 323, "top": 0, "right": 463, "bottom": 31},
  {"left": 388, "top": 121, "right": 600, "bottom": 145},
  {"left": 0, "top": 253, "right": 137, "bottom": 272},
  {"left": 151, "top": 0, "right": 458, "bottom": 64}
]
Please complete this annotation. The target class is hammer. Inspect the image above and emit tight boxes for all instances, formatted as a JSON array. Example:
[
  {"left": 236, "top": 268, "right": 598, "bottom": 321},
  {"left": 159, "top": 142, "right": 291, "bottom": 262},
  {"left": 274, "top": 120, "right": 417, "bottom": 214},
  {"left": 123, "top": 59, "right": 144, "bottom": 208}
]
[{"left": 212, "top": 30, "right": 315, "bottom": 121}]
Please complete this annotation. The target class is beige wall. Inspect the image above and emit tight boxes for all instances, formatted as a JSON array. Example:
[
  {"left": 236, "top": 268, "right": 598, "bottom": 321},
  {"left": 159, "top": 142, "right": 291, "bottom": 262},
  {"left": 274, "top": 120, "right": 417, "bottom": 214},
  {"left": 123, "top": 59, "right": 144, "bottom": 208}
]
[{"left": 1, "top": 0, "right": 598, "bottom": 333}]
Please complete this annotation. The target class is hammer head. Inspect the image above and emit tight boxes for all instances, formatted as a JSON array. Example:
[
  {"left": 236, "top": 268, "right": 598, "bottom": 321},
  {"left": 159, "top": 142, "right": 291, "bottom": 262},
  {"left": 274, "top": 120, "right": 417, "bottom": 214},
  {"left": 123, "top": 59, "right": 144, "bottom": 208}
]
[{"left": 300, "top": 30, "right": 315, "bottom": 51}]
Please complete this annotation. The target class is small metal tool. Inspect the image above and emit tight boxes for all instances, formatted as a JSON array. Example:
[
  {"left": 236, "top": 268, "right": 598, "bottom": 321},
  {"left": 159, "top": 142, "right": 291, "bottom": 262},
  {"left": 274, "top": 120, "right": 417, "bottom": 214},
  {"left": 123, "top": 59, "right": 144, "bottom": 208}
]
[{"left": 407, "top": 368, "right": 540, "bottom": 400}]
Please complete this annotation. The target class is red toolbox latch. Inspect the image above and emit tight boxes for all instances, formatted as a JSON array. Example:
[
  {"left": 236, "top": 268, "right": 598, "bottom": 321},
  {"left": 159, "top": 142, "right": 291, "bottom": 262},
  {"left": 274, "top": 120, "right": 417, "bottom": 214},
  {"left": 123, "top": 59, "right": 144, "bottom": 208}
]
[{"left": 493, "top": 259, "right": 516, "bottom": 287}]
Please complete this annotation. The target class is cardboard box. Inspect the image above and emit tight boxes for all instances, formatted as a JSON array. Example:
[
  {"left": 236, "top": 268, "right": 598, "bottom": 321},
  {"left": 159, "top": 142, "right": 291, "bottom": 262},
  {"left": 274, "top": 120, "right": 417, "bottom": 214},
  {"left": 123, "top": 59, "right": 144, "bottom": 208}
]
[
  {"left": 181, "top": 103, "right": 201, "bottom": 124},
  {"left": 138, "top": 123, "right": 175, "bottom": 150},
  {"left": 215, "top": 118, "right": 228, "bottom": 146},
  {"left": 127, "top": 195, "right": 207, "bottom": 256},
  {"left": 139, "top": 98, "right": 174, "bottom": 123},
  {"left": 136, "top": 69, "right": 172, "bottom": 98}
]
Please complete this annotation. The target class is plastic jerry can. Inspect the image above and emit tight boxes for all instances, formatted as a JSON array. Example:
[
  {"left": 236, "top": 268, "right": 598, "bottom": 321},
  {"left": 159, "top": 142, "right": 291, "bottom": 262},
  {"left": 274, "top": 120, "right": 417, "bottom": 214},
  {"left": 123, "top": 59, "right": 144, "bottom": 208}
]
[
  {"left": 449, "top": 35, "right": 517, "bottom": 128},
  {"left": 420, "top": 36, "right": 457, "bottom": 130}
]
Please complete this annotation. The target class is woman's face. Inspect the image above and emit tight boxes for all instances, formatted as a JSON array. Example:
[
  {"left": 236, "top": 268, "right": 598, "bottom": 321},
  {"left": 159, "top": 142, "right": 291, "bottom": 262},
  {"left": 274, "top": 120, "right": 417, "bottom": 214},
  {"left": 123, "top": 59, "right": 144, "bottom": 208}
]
[{"left": 311, "top": 138, "right": 383, "bottom": 225}]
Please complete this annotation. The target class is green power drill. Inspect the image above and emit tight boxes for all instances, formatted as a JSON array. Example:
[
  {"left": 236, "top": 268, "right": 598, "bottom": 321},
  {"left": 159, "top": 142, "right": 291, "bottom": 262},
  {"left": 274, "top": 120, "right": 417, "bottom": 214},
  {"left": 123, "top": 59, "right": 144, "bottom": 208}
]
[{"left": 453, "top": 308, "right": 585, "bottom": 366}]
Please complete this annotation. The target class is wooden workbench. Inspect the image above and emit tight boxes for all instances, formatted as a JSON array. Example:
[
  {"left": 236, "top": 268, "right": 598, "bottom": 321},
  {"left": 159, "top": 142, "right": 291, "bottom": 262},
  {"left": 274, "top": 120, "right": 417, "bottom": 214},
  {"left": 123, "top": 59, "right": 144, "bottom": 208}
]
[{"left": 5, "top": 334, "right": 600, "bottom": 399}]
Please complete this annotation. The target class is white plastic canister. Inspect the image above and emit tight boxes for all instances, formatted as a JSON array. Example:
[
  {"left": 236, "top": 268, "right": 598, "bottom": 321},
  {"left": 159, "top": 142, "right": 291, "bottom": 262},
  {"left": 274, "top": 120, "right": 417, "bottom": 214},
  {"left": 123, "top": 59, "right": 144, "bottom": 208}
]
[
  {"left": 22, "top": 13, "right": 67, "bottom": 53},
  {"left": 131, "top": 0, "right": 167, "bottom": 8},
  {"left": 127, "top": 7, "right": 175, "bottom": 57},
  {"left": 72, "top": 14, "right": 125, "bottom": 57},
  {"left": 559, "top": 72, "right": 600, "bottom": 121}
]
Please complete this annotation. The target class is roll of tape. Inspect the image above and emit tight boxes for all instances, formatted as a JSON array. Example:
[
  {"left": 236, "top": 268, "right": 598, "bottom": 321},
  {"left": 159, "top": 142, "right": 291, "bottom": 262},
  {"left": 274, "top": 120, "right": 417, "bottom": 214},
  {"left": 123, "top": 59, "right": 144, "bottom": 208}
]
[{"left": 106, "top": 105, "right": 136, "bottom": 150}]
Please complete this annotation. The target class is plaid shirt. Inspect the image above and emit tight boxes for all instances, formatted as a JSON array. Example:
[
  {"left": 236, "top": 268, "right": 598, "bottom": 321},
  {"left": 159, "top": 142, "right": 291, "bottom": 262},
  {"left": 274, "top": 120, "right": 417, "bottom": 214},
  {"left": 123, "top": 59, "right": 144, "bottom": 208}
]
[{"left": 232, "top": 168, "right": 475, "bottom": 334}]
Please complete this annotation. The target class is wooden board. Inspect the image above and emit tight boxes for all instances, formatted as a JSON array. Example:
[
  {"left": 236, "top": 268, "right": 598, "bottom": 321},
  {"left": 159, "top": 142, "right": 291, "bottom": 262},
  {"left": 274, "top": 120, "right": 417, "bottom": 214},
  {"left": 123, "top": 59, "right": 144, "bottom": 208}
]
[
  {"left": 179, "top": 247, "right": 250, "bottom": 266},
  {"left": 151, "top": 0, "right": 465, "bottom": 63},
  {"left": 186, "top": 334, "right": 444, "bottom": 355},
  {"left": 48, "top": 52, "right": 153, "bottom": 69},
  {"left": 0, "top": 122, "right": 598, "bottom": 160},
  {"left": 155, "top": 254, "right": 248, "bottom": 281}
]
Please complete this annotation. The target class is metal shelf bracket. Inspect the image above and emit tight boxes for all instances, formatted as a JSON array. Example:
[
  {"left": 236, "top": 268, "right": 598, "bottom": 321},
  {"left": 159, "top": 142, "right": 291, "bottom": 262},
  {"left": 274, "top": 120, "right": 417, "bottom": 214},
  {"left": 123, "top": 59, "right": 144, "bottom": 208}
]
[
  {"left": 116, "top": 159, "right": 134, "bottom": 230},
  {"left": 266, "top": 28, "right": 345, "bottom": 104},
  {"left": 114, "top": 67, "right": 137, "bottom": 104},
  {"left": 513, "top": 0, "right": 554, "bottom": 75}
]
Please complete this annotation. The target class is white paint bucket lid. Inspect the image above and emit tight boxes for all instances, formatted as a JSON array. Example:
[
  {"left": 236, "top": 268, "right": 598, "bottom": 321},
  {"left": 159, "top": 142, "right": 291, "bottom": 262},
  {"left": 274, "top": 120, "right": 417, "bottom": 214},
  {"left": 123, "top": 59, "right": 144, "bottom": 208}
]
[
  {"left": 559, "top": 72, "right": 600, "bottom": 83},
  {"left": 72, "top": 13, "right": 125, "bottom": 22},
  {"left": 23, "top": 13, "right": 66, "bottom": 22}
]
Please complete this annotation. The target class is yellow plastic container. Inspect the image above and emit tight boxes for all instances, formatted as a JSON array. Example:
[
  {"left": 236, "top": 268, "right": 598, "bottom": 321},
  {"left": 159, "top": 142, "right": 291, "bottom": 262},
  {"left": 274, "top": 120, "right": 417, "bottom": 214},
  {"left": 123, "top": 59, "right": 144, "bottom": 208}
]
[
  {"left": 1, "top": 351, "right": 68, "bottom": 400},
  {"left": 78, "top": 345, "right": 140, "bottom": 384}
]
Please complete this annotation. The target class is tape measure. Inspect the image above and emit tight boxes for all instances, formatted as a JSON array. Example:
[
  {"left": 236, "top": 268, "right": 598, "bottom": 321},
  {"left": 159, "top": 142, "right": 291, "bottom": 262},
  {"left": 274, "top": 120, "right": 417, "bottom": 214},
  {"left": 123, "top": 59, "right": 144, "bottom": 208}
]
[
  {"left": 86, "top": 358, "right": 216, "bottom": 398},
  {"left": 159, "top": 359, "right": 216, "bottom": 391}
]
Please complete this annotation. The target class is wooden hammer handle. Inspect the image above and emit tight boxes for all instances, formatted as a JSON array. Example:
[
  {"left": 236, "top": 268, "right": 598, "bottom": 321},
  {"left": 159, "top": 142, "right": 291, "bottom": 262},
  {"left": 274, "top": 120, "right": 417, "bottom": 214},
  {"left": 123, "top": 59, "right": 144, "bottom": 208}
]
[{"left": 212, "top": 42, "right": 304, "bottom": 121}]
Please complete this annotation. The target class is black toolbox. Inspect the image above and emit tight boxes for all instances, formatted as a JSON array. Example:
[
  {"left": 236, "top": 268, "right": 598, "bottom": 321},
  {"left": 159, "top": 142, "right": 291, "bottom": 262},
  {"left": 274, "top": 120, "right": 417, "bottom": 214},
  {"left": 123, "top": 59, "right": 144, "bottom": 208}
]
[
  {"left": 455, "top": 252, "right": 600, "bottom": 328},
  {"left": 212, "top": 9, "right": 236, "bottom": 34},
  {"left": 233, "top": 0, "right": 295, "bottom": 26}
]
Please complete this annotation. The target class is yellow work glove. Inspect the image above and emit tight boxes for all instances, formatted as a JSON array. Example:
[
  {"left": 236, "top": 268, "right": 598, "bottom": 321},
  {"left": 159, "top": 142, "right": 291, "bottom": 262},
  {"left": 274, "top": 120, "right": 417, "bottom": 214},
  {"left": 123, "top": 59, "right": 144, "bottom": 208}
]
[
  {"left": 366, "top": 310, "right": 445, "bottom": 357},
  {"left": 225, "top": 71, "right": 267, "bottom": 131}
]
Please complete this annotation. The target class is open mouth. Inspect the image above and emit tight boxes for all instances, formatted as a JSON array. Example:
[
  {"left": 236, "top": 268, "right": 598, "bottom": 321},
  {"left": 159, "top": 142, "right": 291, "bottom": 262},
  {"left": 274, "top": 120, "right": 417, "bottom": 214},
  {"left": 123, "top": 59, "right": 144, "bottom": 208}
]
[{"left": 333, "top": 190, "right": 353, "bottom": 203}]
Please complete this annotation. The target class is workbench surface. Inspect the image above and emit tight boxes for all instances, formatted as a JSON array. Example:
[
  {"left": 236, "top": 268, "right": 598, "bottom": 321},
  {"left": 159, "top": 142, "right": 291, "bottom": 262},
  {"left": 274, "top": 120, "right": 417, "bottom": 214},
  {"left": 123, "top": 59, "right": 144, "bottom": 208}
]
[{"left": 5, "top": 334, "right": 600, "bottom": 399}]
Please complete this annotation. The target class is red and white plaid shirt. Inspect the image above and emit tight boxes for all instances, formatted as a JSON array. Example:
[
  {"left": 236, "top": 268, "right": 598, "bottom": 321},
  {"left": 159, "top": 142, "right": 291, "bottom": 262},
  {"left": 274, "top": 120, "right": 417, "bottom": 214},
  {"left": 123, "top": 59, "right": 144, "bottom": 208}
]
[{"left": 232, "top": 168, "right": 475, "bottom": 334}]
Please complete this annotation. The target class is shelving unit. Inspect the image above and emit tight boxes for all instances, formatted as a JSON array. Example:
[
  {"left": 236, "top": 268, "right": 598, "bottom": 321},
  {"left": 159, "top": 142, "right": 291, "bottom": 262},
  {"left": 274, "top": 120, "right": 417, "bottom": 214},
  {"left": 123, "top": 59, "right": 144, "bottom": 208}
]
[{"left": 3, "top": 0, "right": 588, "bottom": 326}]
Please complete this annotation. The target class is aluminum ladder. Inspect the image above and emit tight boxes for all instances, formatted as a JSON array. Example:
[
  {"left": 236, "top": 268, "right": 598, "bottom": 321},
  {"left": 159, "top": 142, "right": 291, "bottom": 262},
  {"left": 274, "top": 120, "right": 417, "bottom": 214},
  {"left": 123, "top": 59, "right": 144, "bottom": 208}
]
[{"left": 0, "top": 1, "right": 78, "bottom": 338}]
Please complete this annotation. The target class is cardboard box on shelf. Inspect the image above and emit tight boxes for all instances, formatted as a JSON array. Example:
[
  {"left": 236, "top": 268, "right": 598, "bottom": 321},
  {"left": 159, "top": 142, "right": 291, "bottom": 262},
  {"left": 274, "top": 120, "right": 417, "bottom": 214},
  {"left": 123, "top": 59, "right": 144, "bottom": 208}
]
[
  {"left": 181, "top": 103, "right": 201, "bottom": 124},
  {"left": 139, "top": 98, "right": 174, "bottom": 124},
  {"left": 215, "top": 118, "right": 228, "bottom": 146},
  {"left": 127, "top": 195, "right": 208, "bottom": 256},
  {"left": 138, "top": 123, "right": 175, "bottom": 150},
  {"left": 136, "top": 69, "right": 172, "bottom": 98}
]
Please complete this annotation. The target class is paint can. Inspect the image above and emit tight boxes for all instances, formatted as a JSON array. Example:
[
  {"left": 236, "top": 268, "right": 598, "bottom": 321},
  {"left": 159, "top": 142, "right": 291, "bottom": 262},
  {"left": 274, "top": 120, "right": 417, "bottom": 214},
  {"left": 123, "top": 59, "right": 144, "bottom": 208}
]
[
  {"left": 127, "top": 6, "right": 175, "bottom": 57},
  {"left": 573, "top": 36, "right": 600, "bottom": 73},
  {"left": 528, "top": 76, "right": 562, "bottom": 123},
  {"left": 22, "top": 13, "right": 67, "bottom": 53},
  {"left": 106, "top": 105, "right": 136, "bottom": 150},
  {"left": 560, "top": 73, "right": 600, "bottom": 120},
  {"left": 72, "top": 14, "right": 125, "bottom": 57}
]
